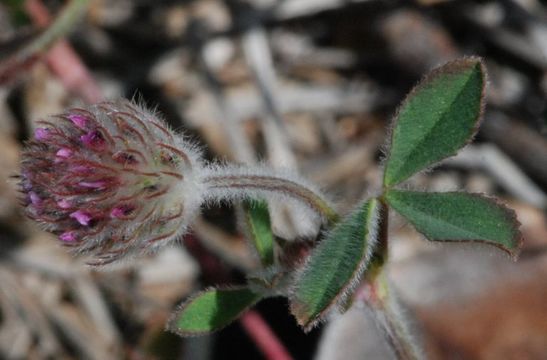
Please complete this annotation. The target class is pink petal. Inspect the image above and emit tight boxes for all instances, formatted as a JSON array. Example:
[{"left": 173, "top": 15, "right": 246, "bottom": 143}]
[
  {"left": 78, "top": 180, "right": 107, "bottom": 189},
  {"left": 69, "top": 165, "right": 94, "bottom": 174},
  {"left": 68, "top": 114, "right": 87, "bottom": 129},
  {"left": 57, "top": 199, "right": 72, "bottom": 209},
  {"left": 34, "top": 128, "right": 50, "bottom": 141},
  {"left": 56, "top": 148, "right": 73, "bottom": 159},
  {"left": 110, "top": 207, "right": 125, "bottom": 218},
  {"left": 60, "top": 231, "right": 77, "bottom": 242},
  {"left": 110, "top": 205, "right": 135, "bottom": 218},
  {"left": 70, "top": 210, "right": 92, "bottom": 226},
  {"left": 29, "top": 191, "right": 42, "bottom": 206},
  {"left": 80, "top": 131, "right": 106, "bottom": 150}
]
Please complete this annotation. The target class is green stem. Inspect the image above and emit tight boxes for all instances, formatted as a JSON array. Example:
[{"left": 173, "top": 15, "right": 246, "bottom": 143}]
[
  {"left": 370, "top": 271, "right": 421, "bottom": 360},
  {"left": 203, "top": 173, "right": 339, "bottom": 224},
  {"left": 362, "top": 205, "right": 422, "bottom": 360}
]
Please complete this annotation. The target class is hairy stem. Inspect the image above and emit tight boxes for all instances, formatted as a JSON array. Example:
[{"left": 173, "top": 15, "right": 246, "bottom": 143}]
[
  {"left": 359, "top": 207, "right": 422, "bottom": 360},
  {"left": 368, "top": 271, "right": 421, "bottom": 360},
  {"left": 203, "top": 171, "right": 339, "bottom": 224}
]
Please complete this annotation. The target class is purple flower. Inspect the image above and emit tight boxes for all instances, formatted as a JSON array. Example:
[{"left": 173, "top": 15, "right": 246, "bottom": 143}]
[
  {"left": 56, "top": 148, "right": 73, "bottom": 159},
  {"left": 110, "top": 204, "right": 135, "bottom": 219},
  {"left": 20, "top": 100, "right": 205, "bottom": 265},
  {"left": 34, "top": 128, "right": 50, "bottom": 141},
  {"left": 80, "top": 130, "right": 107, "bottom": 150},
  {"left": 57, "top": 199, "right": 72, "bottom": 209},
  {"left": 60, "top": 231, "right": 77, "bottom": 243},
  {"left": 68, "top": 114, "right": 88, "bottom": 129},
  {"left": 70, "top": 210, "right": 93, "bottom": 226}
]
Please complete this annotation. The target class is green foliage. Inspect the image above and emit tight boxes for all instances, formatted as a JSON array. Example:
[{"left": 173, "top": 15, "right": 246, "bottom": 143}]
[
  {"left": 383, "top": 57, "right": 486, "bottom": 187},
  {"left": 385, "top": 190, "right": 522, "bottom": 257},
  {"left": 168, "top": 287, "right": 261, "bottom": 336},
  {"left": 290, "top": 199, "right": 380, "bottom": 331},
  {"left": 243, "top": 200, "right": 275, "bottom": 266},
  {"left": 167, "top": 56, "right": 522, "bottom": 340}
]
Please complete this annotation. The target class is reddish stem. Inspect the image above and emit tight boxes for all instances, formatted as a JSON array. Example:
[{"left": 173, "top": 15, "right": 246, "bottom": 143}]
[
  {"left": 240, "top": 310, "right": 294, "bottom": 360},
  {"left": 25, "top": 0, "right": 102, "bottom": 103}
]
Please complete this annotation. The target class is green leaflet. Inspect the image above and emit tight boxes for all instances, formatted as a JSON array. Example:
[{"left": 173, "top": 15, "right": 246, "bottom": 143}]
[
  {"left": 385, "top": 190, "right": 522, "bottom": 258},
  {"left": 383, "top": 57, "right": 486, "bottom": 187},
  {"left": 290, "top": 199, "right": 380, "bottom": 331},
  {"left": 243, "top": 200, "right": 275, "bottom": 266},
  {"left": 168, "top": 287, "right": 261, "bottom": 336}
]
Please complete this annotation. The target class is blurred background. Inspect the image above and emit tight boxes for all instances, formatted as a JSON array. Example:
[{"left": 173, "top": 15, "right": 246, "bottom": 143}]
[{"left": 0, "top": 0, "right": 546, "bottom": 359}]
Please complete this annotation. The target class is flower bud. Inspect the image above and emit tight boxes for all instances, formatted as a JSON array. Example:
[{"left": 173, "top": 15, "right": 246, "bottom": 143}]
[{"left": 20, "top": 100, "right": 205, "bottom": 265}]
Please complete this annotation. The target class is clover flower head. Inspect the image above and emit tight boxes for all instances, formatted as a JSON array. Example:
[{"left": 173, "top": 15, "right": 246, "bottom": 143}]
[{"left": 20, "top": 99, "right": 205, "bottom": 265}]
